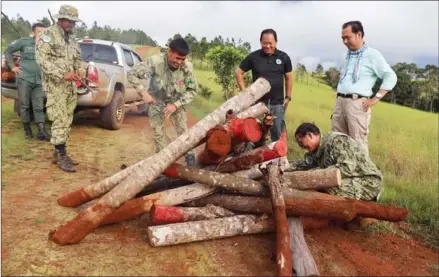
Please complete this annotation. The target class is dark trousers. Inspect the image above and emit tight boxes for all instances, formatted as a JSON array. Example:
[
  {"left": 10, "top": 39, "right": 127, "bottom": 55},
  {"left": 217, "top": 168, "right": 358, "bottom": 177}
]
[
  {"left": 17, "top": 79, "right": 45, "bottom": 123},
  {"left": 269, "top": 104, "right": 286, "bottom": 141}
]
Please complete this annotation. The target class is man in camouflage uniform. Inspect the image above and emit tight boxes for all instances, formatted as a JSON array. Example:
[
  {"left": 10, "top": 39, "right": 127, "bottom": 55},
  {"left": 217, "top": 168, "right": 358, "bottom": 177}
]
[
  {"left": 288, "top": 122, "right": 383, "bottom": 201},
  {"left": 4, "top": 23, "right": 51, "bottom": 141},
  {"left": 35, "top": 5, "right": 86, "bottom": 172},
  {"left": 127, "top": 37, "right": 198, "bottom": 167}
]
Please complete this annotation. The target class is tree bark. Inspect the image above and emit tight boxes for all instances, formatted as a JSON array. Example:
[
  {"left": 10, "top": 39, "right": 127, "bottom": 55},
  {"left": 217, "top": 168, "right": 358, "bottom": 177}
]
[
  {"left": 101, "top": 183, "right": 216, "bottom": 225},
  {"left": 49, "top": 77, "right": 271, "bottom": 245},
  {"left": 262, "top": 164, "right": 293, "bottom": 277},
  {"left": 288, "top": 217, "right": 320, "bottom": 276},
  {"left": 163, "top": 163, "right": 269, "bottom": 196},
  {"left": 184, "top": 194, "right": 407, "bottom": 222},
  {"left": 282, "top": 168, "right": 341, "bottom": 190},
  {"left": 147, "top": 214, "right": 274, "bottom": 247},
  {"left": 57, "top": 102, "right": 268, "bottom": 209},
  {"left": 151, "top": 204, "right": 236, "bottom": 224},
  {"left": 232, "top": 157, "right": 290, "bottom": 180}
]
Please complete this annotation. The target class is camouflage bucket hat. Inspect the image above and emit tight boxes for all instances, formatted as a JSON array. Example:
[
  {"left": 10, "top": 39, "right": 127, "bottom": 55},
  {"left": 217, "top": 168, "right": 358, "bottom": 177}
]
[{"left": 53, "top": 4, "right": 82, "bottom": 22}]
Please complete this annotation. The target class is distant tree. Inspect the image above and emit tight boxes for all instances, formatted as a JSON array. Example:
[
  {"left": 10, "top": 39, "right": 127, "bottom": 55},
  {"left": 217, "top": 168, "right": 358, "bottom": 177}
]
[
  {"left": 324, "top": 67, "right": 340, "bottom": 90},
  {"left": 206, "top": 45, "right": 248, "bottom": 99},
  {"left": 315, "top": 64, "right": 324, "bottom": 75}
]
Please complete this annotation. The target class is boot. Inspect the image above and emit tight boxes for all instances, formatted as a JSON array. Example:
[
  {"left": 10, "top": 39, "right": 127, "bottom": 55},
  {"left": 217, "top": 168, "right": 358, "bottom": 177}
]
[
  {"left": 36, "top": 122, "right": 51, "bottom": 141},
  {"left": 53, "top": 148, "right": 79, "bottom": 165},
  {"left": 23, "top": 123, "right": 33, "bottom": 140},
  {"left": 185, "top": 153, "right": 196, "bottom": 168},
  {"left": 54, "top": 144, "right": 76, "bottom": 173}
]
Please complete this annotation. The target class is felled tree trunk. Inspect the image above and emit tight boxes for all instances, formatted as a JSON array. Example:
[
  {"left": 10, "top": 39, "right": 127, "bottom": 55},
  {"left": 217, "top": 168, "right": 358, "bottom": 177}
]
[
  {"left": 282, "top": 168, "right": 341, "bottom": 190},
  {"left": 262, "top": 164, "right": 292, "bottom": 277},
  {"left": 101, "top": 184, "right": 216, "bottom": 225},
  {"left": 147, "top": 214, "right": 274, "bottom": 247},
  {"left": 151, "top": 204, "right": 236, "bottom": 224},
  {"left": 232, "top": 157, "right": 290, "bottom": 180},
  {"left": 288, "top": 217, "right": 320, "bottom": 276},
  {"left": 49, "top": 78, "right": 271, "bottom": 245},
  {"left": 163, "top": 163, "right": 269, "bottom": 196},
  {"left": 184, "top": 194, "right": 407, "bottom": 222},
  {"left": 57, "top": 102, "right": 268, "bottom": 209}
]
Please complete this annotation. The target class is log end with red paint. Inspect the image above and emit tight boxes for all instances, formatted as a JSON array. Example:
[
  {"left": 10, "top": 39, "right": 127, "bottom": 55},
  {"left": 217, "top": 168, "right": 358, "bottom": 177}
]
[
  {"left": 163, "top": 163, "right": 181, "bottom": 179},
  {"left": 57, "top": 188, "right": 93, "bottom": 208},
  {"left": 151, "top": 204, "right": 185, "bottom": 225}
]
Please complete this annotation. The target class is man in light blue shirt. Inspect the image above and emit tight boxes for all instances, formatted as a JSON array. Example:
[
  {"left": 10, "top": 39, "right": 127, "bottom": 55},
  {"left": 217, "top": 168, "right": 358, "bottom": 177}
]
[{"left": 332, "top": 21, "right": 397, "bottom": 153}]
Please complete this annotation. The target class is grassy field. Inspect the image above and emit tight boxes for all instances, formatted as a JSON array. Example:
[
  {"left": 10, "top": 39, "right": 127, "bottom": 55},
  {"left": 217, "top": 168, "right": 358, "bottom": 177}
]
[{"left": 191, "top": 68, "right": 439, "bottom": 245}]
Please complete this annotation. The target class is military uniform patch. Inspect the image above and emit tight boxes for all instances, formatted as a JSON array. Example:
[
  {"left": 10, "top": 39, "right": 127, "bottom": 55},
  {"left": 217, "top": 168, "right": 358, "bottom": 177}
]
[
  {"left": 42, "top": 35, "right": 51, "bottom": 43},
  {"left": 186, "top": 79, "right": 194, "bottom": 86}
]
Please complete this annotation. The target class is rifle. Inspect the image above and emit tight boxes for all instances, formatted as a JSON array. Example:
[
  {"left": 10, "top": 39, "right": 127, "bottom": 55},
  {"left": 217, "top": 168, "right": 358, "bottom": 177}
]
[
  {"left": 47, "top": 9, "right": 55, "bottom": 25},
  {"left": 1, "top": 11, "right": 24, "bottom": 38}
]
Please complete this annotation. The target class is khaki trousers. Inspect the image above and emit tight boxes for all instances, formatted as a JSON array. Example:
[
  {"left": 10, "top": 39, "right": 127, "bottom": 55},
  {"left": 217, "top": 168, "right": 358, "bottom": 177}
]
[{"left": 331, "top": 96, "right": 371, "bottom": 153}]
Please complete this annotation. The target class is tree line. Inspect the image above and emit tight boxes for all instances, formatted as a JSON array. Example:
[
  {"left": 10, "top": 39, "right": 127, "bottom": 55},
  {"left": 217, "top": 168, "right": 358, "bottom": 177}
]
[
  {"left": 297, "top": 62, "right": 438, "bottom": 113},
  {"left": 1, "top": 13, "right": 158, "bottom": 48}
]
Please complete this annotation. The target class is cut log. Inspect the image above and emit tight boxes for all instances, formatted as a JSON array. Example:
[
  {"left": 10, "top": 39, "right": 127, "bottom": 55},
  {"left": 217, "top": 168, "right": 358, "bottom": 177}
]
[
  {"left": 232, "top": 157, "right": 290, "bottom": 180},
  {"left": 163, "top": 163, "right": 269, "bottom": 196},
  {"left": 101, "top": 184, "right": 216, "bottom": 225},
  {"left": 184, "top": 194, "right": 407, "bottom": 222},
  {"left": 213, "top": 130, "right": 288, "bottom": 173},
  {"left": 254, "top": 113, "right": 275, "bottom": 149},
  {"left": 57, "top": 102, "right": 268, "bottom": 209},
  {"left": 49, "top": 78, "right": 271, "bottom": 245},
  {"left": 147, "top": 214, "right": 274, "bottom": 247},
  {"left": 283, "top": 168, "right": 341, "bottom": 190},
  {"left": 288, "top": 217, "right": 320, "bottom": 276},
  {"left": 151, "top": 204, "right": 236, "bottom": 224},
  {"left": 262, "top": 164, "right": 292, "bottom": 276}
]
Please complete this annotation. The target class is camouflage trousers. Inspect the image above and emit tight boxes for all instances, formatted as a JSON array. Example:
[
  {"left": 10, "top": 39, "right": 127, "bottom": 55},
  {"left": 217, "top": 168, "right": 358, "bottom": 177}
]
[
  {"left": 148, "top": 103, "right": 194, "bottom": 155},
  {"left": 324, "top": 176, "right": 382, "bottom": 201},
  {"left": 44, "top": 80, "right": 77, "bottom": 146}
]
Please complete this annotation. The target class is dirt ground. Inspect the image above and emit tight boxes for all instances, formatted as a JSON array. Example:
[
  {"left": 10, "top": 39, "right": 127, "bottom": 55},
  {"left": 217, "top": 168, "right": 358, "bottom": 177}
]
[{"left": 1, "top": 98, "right": 438, "bottom": 276}]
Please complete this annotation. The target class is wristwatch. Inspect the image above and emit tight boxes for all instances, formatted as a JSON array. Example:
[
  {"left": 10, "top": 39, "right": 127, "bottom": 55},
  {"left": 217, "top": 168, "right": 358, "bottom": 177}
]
[{"left": 285, "top": 96, "right": 292, "bottom": 101}]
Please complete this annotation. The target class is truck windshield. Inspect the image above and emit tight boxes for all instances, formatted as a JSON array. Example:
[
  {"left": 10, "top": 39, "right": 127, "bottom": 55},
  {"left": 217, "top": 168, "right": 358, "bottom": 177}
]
[{"left": 79, "top": 43, "right": 118, "bottom": 64}]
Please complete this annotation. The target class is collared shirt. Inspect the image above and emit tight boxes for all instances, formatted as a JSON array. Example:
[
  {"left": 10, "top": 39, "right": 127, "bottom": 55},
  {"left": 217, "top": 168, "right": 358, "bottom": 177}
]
[
  {"left": 337, "top": 46, "right": 397, "bottom": 97},
  {"left": 127, "top": 53, "right": 198, "bottom": 109},
  {"left": 239, "top": 49, "right": 292, "bottom": 105},
  {"left": 4, "top": 36, "right": 42, "bottom": 84}
]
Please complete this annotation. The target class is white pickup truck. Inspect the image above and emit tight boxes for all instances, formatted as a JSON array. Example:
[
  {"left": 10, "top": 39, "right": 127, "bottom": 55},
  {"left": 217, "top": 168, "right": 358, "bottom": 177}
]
[{"left": 1, "top": 39, "right": 148, "bottom": 130}]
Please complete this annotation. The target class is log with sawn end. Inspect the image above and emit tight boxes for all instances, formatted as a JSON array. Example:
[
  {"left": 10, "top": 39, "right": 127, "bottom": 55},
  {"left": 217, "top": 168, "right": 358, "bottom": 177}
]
[
  {"left": 282, "top": 168, "right": 341, "bottom": 190},
  {"left": 48, "top": 78, "right": 271, "bottom": 245},
  {"left": 150, "top": 204, "right": 236, "bottom": 224},
  {"left": 261, "top": 163, "right": 292, "bottom": 276}
]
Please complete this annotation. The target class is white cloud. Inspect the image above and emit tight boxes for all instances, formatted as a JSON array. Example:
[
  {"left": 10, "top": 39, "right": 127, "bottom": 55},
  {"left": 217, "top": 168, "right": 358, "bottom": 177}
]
[{"left": 2, "top": 1, "right": 438, "bottom": 69}]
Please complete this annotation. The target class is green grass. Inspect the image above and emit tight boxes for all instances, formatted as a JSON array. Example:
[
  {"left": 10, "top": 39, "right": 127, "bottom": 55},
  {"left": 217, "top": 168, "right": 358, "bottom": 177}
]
[{"left": 191, "top": 69, "right": 439, "bottom": 246}]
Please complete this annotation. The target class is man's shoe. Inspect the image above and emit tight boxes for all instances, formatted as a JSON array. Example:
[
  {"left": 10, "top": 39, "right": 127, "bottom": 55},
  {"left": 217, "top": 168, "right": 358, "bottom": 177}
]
[
  {"left": 56, "top": 149, "right": 76, "bottom": 173},
  {"left": 36, "top": 123, "right": 51, "bottom": 141},
  {"left": 23, "top": 123, "right": 33, "bottom": 140}
]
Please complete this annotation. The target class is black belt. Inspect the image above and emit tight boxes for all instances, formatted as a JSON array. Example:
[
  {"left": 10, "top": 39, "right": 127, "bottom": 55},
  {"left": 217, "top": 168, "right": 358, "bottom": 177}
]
[{"left": 337, "top": 93, "right": 369, "bottom": 99}]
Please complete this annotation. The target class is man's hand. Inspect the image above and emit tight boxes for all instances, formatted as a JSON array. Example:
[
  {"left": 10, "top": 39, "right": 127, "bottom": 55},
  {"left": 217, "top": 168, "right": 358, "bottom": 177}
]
[
  {"left": 64, "top": 72, "right": 77, "bottom": 81},
  {"left": 11, "top": 67, "right": 21, "bottom": 75},
  {"left": 76, "top": 70, "right": 86, "bottom": 80},
  {"left": 164, "top": 104, "right": 177, "bottom": 119},
  {"left": 362, "top": 97, "right": 380, "bottom": 111},
  {"left": 142, "top": 91, "right": 156, "bottom": 104},
  {"left": 283, "top": 98, "right": 291, "bottom": 109}
]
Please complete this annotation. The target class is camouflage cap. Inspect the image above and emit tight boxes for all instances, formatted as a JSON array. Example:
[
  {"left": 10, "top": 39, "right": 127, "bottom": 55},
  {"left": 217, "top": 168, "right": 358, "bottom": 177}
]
[{"left": 53, "top": 4, "right": 82, "bottom": 22}]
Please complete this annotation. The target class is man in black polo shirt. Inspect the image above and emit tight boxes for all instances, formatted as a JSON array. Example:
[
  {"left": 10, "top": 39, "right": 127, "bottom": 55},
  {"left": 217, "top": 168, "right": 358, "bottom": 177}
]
[{"left": 235, "top": 28, "right": 293, "bottom": 142}]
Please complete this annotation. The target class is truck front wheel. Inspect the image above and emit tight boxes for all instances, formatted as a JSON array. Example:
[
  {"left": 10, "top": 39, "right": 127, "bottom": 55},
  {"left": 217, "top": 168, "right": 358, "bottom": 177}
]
[{"left": 100, "top": 91, "right": 125, "bottom": 130}]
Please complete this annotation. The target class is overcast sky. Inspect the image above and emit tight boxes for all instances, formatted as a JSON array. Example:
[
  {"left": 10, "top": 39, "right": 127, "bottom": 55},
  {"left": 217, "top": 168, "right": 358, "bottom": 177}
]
[{"left": 2, "top": 1, "right": 438, "bottom": 71}]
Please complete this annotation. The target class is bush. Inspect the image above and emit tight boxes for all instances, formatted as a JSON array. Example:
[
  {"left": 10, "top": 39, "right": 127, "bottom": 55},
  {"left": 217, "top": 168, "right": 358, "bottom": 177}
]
[{"left": 199, "top": 84, "right": 213, "bottom": 99}]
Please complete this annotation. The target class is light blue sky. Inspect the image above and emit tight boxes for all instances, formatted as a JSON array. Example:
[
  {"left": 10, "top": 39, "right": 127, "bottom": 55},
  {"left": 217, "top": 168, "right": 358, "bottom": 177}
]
[{"left": 2, "top": 1, "right": 438, "bottom": 70}]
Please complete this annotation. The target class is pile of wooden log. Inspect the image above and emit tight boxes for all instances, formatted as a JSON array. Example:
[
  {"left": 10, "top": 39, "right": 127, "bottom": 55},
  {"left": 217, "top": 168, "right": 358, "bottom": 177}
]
[{"left": 50, "top": 78, "right": 409, "bottom": 276}]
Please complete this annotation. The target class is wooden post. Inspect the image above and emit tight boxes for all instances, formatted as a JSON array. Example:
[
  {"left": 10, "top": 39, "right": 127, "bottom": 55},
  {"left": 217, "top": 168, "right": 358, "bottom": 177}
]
[
  {"left": 147, "top": 215, "right": 274, "bottom": 247},
  {"left": 288, "top": 217, "right": 320, "bottom": 276},
  {"left": 56, "top": 102, "right": 268, "bottom": 208},
  {"left": 150, "top": 204, "right": 236, "bottom": 224},
  {"left": 101, "top": 184, "right": 216, "bottom": 225},
  {"left": 262, "top": 164, "right": 292, "bottom": 276},
  {"left": 282, "top": 168, "right": 341, "bottom": 190}
]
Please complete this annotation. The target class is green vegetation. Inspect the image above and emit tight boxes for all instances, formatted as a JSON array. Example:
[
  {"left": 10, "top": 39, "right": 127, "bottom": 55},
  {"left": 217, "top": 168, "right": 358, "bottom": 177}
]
[{"left": 191, "top": 69, "right": 439, "bottom": 247}]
